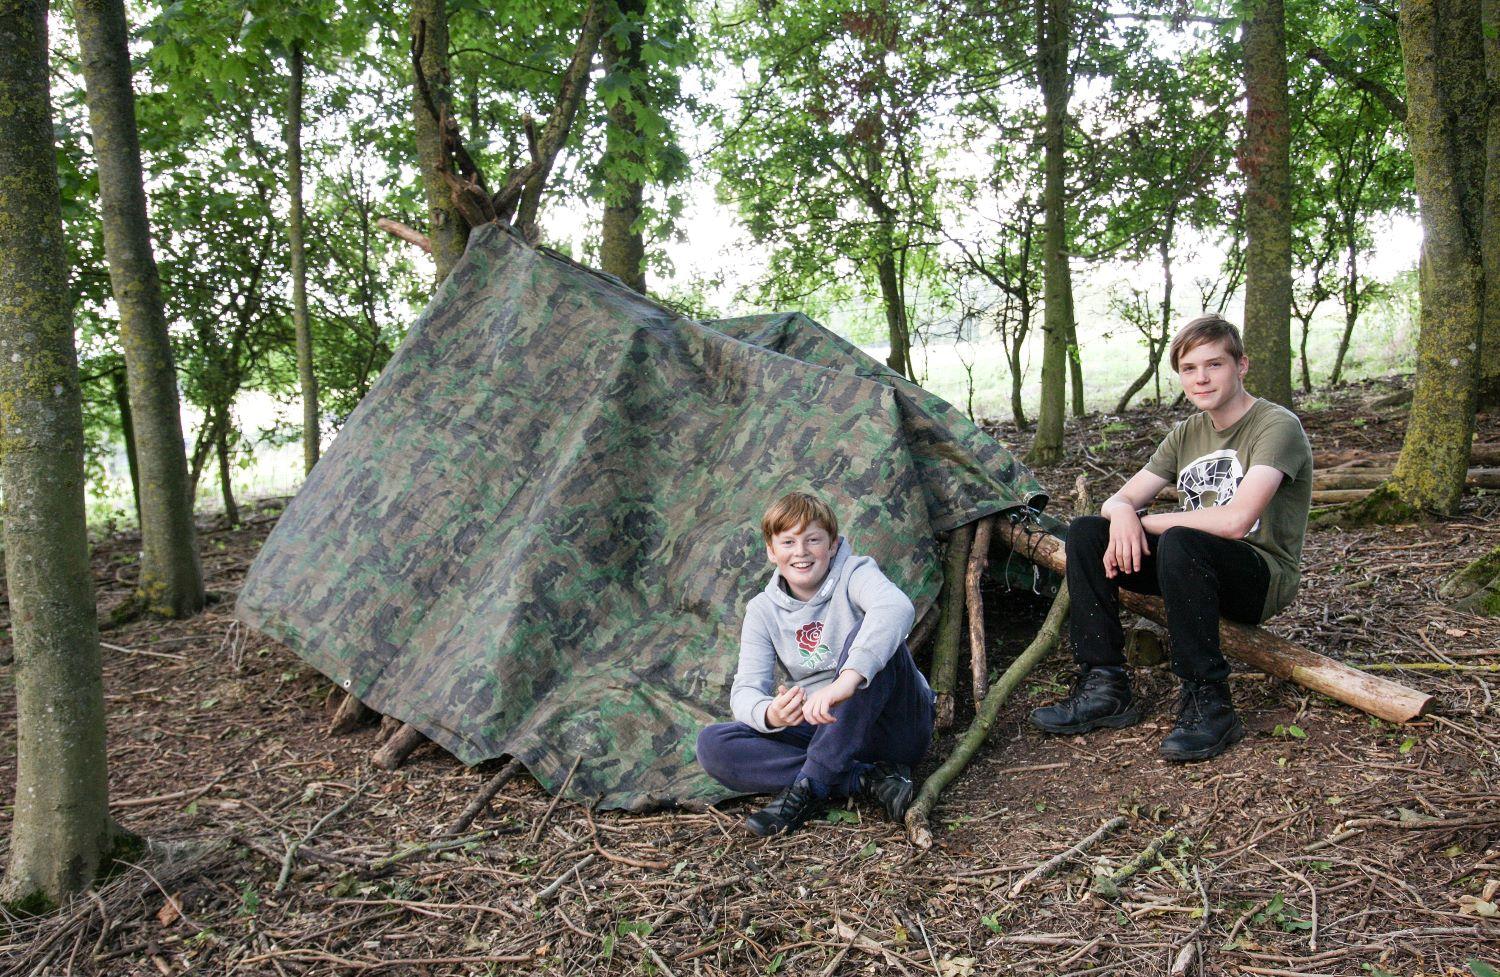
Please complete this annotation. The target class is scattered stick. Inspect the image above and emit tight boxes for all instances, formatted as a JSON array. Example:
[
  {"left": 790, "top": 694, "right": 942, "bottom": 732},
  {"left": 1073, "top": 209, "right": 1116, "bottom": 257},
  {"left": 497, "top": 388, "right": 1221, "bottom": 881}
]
[
  {"left": 1091, "top": 828, "right": 1178, "bottom": 899},
  {"left": 930, "top": 523, "right": 974, "bottom": 730},
  {"left": 99, "top": 641, "right": 188, "bottom": 663},
  {"left": 371, "top": 723, "right": 428, "bottom": 771},
  {"left": 991, "top": 519, "right": 1435, "bottom": 723},
  {"left": 966, "top": 516, "right": 995, "bottom": 704},
  {"left": 276, "top": 784, "right": 365, "bottom": 893},
  {"left": 531, "top": 753, "right": 583, "bottom": 843},
  {"left": 1008, "top": 814, "right": 1128, "bottom": 898},
  {"left": 906, "top": 583, "right": 1069, "bottom": 848},
  {"left": 629, "top": 931, "right": 679, "bottom": 977},
  {"left": 367, "top": 829, "right": 499, "bottom": 874},
  {"left": 535, "top": 853, "right": 597, "bottom": 903},
  {"left": 442, "top": 758, "right": 524, "bottom": 837}
]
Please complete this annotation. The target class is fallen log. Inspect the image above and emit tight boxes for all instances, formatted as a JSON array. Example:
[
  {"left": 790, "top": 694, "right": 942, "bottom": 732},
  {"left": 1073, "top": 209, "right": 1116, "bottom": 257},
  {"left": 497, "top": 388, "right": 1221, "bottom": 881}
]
[
  {"left": 1312, "top": 442, "right": 1500, "bottom": 468},
  {"left": 930, "top": 523, "right": 973, "bottom": 730},
  {"left": 966, "top": 516, "right": 996, "bottom": 704},
  {"left": 906, "top": 581, "right": 1069, "bottom": 848},
  {"left": 372, "top": 722, "right": 429, "bottom": 770},
  {"left": 990, "top": 519, "right": 1434, "bottom": 723},
  {"left": 328, "top": 689, "right": 377, "bottom": 735}
]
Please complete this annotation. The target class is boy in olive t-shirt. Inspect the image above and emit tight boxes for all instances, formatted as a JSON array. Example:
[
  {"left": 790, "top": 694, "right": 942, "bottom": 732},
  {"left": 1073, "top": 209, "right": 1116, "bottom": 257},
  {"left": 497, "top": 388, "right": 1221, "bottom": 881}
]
[{"left": 1030, "top": 315, "right": 1313, "bottom": 761}]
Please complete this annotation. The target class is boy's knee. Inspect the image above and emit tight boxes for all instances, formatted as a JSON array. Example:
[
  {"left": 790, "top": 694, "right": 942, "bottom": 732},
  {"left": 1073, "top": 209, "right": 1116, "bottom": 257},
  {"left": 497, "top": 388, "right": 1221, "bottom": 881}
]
[
  {"left": 1156, "top": 527, "right": 1209, "bottom": 568},
  {"left": 1066, "top": 515, "right": 1111, "bottom": 558},
  {"left": 695, "top": 724, "right": 736, "bottom": 776}
]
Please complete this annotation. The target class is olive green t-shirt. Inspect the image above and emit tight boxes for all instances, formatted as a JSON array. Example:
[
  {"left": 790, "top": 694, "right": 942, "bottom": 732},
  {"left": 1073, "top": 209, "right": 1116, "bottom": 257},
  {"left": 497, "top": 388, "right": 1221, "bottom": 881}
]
[{"left": 1144, "top": 399, "right": 1313, "bottom": 620}]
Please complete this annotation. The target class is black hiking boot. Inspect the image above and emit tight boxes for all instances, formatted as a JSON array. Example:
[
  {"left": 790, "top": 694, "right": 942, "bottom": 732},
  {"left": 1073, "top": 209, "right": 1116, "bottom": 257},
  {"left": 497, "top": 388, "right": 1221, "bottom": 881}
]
[
  {"left": 745, "top": 778, "right": 826, "bottom": 837},
  {"left": 1029, "top": 666, "right": 1143, "bottom": 734},
  {"left": 1160, "top": 680, "right": 1245, "bottom": 762},
  {"left": 856, "top": 762, "right": 914, "bottom": 823}
]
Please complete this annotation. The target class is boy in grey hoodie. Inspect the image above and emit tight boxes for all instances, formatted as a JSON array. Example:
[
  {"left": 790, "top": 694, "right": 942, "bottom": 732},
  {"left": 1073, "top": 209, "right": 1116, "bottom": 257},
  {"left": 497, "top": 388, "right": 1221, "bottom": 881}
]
[{"left": 696, "top": 492, "right": 936, "bottom": 836}]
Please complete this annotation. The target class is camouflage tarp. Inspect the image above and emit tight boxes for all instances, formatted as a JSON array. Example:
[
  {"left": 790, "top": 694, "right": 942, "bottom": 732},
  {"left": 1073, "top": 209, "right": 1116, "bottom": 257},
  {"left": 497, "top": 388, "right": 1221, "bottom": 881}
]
[{"left": 236, "top": 223, "right": 1048, "bottom": 810}]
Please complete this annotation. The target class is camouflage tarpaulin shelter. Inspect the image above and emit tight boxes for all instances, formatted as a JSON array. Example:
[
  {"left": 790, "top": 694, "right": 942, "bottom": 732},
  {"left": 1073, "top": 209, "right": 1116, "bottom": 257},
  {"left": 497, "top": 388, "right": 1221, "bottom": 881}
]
[{"left": 236, "top": 223, "right": 1048, "bottom": 810}]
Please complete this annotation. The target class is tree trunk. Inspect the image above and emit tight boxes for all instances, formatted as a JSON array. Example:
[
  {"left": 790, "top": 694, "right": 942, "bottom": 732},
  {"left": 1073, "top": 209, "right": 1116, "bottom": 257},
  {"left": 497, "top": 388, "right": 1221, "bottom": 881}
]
[
  {"left": 1028, "top": 0, "right": 1072, "bottom": 465},
  {"left": 1240, "top": 0, "right": 1294, "bottom": 407},
  {"left": 215, "top": 408, "right": 240, "bottom": 527},
  {"left": 1330, "top": 238, "right": 1360, "bottom": 386},
  {"left": 1479, "top": 0, "right": 1500, "bottom": 410},
  {"left": 287, "top": 40, "right": 319, "bottom": 474},
  {"left": 1066, "top": 286, "right": 1084, "bottom": 417},
  {"left": 75, "top": 0, "right": 205, "bottom": 617},
  {"left": 1116, "top": 225, "right": 1175, "bottom": 414},
  {"left": 875, "top": 247, "right": 912, "bottom": 378},
  {"left": 0, "top": 0, "right": 114, "bottom": 907},
  {"left": 411, "top": 0, "right": 468, "bottom": 287},
  {"left": 599, "top": 0, "right": 648, "bottom": 293},
  {"left": 110, "top": 365, "right": 140, "bottom": 523},
  {"left": 1382, "top": 0, "right": 1485, "bottom": 516}
]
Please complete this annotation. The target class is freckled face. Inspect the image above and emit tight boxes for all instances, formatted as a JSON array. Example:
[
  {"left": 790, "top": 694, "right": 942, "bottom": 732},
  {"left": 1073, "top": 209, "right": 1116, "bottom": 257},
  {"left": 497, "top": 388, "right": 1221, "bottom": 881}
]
[
  {"left": 766, "top": 522, "right": 836, "bottom": 601},
  {"left": 1176, "top": 339, "right": 1249, "bottom": 414}
]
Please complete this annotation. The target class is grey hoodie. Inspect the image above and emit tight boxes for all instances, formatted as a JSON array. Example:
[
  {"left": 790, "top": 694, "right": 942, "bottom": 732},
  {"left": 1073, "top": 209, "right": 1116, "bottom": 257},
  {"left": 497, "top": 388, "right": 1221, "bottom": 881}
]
[{"left": 729, "top": 539, "right": 919, "bottom": 733}]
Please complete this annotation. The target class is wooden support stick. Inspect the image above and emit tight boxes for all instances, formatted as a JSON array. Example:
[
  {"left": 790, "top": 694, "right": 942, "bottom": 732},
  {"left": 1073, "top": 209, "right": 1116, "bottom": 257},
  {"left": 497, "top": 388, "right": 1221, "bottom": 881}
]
[
  {"left": 906, "top": 582, "right": 1069, "bottom": 849},
  {"left": 442, "top": 758, "right": 524, "bottom": 837},
  {"left": 966, "top": 516, "right": 996, "bottom": 704},
  {"left": 375, "top": 217, "right": 432, "bottom": 254},
  {"left": 990, "top": 519, "right": 1435, "bottom": 723},
  {"left": 372, "top": 722, "right": 429, "bottom": 771},
  {"left": 930, "top": 523, "right": 973, "bottom": 730},
  {"left": 907, "top": 605, "right": 939, "bottom": 654},
  {"left": 328, "top": 689, "right": 377, "bottom": 735}
]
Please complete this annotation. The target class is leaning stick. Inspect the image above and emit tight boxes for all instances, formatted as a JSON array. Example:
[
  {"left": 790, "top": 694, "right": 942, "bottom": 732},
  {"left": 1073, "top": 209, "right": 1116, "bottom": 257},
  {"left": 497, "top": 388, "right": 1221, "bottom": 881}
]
[
  {"left": 1008, "top": 814, "right": 1128, "bottom": 898},
  {"left": 442, "top": 758, "right": 525, "bottom": 837},
  {"left": 990, "top": 520, "right": 1435, "bottom": 723},
  {"left": 966, "top": 516, "right": 996, "bottom": 704},
  {"left": 906, "top": 582, "right": 1069, "bottom": 848},
  {"left": 372, "top": 722, "right": 429, "bottom": 771},
  {"left": 930, "top": 523, "right": 974, "bottom": 730}
]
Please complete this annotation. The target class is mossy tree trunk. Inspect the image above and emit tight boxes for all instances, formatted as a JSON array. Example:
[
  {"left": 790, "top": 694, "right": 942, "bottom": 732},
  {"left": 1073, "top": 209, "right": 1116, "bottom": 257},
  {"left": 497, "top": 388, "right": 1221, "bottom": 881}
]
[
  {"left": 287, "top": 39, "right": 319, "bottom": 474},
  {"left": 600, "top": 0, "right": 648, "bottom": 293},
  {"left": 1479, "top": 0, "right": 1500, "bottom": 410},
  {"left": 0, "top": 0, "right": 113, "bottom": 907},
  {"left": 1440, "top": 545, "right": 1500, "bottom": 615},
  {"left": 1029, "top": 0, "right": 1073, "bottom": 465},
  {"left": 1240, "top": 0, "right": 1294, "bottom": 407},
  {"left": 75, "top": 0, "right": 204, "bottom": 616},
  {"left": 412, "top": 0, "right": 468, "bottom": 287},
  {"left": 1381, "top": 0, "right": 1486, "bottom": 516}
]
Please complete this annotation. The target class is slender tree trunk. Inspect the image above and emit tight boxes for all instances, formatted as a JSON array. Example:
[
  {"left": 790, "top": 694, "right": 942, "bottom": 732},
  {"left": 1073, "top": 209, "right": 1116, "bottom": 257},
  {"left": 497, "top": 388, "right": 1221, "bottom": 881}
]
[
  {"left": 1240, "top": 0, "right": 1294, "bottom": 406},
  {"left": 74, "top": 0, "right": 204, "bottom": 617},
  {"left": 1297, "top": 310, "right": 1314, "bottom": 392},
  {"left": 287, "top": 40, "right": 319, "bottom": 474},
  {"left": 875, "top": 245, "right": 913, "bottom": 378},
  {"left": 110, "top": 365, "right": 140, "bottom": 523},
  {"left": 1028, "top": 0, "right": 1072, "bottom": 464},
  {"left": 0, "top": 0, "right": 114, "bottom": 907},
  {"left": 1382, "top": 0, "right": 1485, "bottom": 515},
  {"left": 215, "top": 408, "right": 240, "bottom": 527},
  {"left": 411, "top": 0, "right": 468, "bottom": 287},
  {"left": 1116, "top": 219, "right": 1175, "bottom": 414},
  {"left": 1330, "top": 238, "right": 1360, "bottom": 385},
  {"left": 600, "top": 0, "right": 648, "bottom": 293},
  {"left": 1480, "top": 0, "right": 1500, "bottom": 409},
  {"left": 1010, "top": 295, "right": 1030, "bottom": 428},
  {"left": 1065, "top": 286, "right": 1084, "bottom": 417}
]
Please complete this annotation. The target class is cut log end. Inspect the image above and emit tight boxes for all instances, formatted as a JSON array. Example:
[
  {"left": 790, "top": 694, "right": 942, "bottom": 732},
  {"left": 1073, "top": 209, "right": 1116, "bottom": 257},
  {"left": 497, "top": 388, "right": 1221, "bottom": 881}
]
[
  {"left": 328, "top": 690, "right": 377, "bottom": 735},
  {"left": 372, "top": 723, "right": 429, "bottom": 771}
]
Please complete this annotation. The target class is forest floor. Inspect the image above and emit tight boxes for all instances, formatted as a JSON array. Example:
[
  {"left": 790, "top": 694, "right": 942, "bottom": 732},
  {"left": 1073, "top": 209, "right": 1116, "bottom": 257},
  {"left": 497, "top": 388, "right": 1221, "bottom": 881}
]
[{"left": 2, "top": 380, "right": 1497, "bottom": 977}]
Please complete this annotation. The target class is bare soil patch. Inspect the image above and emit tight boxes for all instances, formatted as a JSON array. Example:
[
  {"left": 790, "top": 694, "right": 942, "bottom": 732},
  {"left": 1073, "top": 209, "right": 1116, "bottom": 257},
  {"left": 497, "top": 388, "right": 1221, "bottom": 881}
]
[{"left": 2, "top": 382, "right": 1496, "bottom": 976}]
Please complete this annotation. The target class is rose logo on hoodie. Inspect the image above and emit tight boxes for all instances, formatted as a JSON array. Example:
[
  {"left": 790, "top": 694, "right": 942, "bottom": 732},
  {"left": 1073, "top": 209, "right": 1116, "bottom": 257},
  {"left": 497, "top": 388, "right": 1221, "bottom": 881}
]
[{"left": 795, "top": 621, "right": 831, "bottom": 666}]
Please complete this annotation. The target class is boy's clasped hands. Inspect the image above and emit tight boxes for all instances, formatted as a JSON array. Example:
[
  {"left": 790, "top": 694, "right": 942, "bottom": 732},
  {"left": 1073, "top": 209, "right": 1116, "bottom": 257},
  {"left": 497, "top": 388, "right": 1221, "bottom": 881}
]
[{"left": 767, "top": 670, "right": 862, "bottom": 727}]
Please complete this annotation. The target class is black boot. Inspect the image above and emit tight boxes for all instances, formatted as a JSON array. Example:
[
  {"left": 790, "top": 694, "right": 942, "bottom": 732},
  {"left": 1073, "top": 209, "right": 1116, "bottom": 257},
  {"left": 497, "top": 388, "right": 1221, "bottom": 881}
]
[
  {"left": 745, "top": 778, "right": 826, "bottom": 836},
  {"left": 1029, "top": 666, "right": 1143, "bottom": 734},
  {"left": 1160, "top": 680, "right": 1245, "bottom": 761},
  {"left": 856, "top": 762, "right": 914, "bottom": 822}
]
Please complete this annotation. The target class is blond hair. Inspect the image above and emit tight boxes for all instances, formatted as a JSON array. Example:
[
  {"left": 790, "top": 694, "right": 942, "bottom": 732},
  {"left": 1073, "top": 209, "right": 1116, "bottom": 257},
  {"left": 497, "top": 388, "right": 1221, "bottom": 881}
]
[
  {"left": 1169, "top": 314, "right": 1245, "bottom": 371},
  {"left": 761, "top": 492, "right": 839, "bottom": 544}
]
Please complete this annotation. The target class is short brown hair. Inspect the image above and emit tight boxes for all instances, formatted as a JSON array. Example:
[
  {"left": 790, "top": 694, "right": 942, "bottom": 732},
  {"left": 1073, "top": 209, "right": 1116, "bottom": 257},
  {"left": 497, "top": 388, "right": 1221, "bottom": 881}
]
[
  {"left": 1169, "top": 314, "right": 1245, "bottom": 371},
  {"left": 761, "top": 492, "right": 838, "bottom": 544}
]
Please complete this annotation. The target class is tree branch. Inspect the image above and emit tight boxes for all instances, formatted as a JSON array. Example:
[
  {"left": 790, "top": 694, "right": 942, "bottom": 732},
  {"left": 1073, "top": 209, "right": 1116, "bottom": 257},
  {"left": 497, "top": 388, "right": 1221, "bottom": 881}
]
[{"left": 1305, "top": 46, "right": 1406, "bottom": 123}]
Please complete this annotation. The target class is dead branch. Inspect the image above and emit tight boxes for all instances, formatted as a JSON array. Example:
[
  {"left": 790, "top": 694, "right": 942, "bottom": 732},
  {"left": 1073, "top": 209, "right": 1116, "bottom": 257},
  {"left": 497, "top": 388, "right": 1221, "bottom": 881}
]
[
  {"left": 442, "top": 758, "right": 524, "bottom": 837},
  {"left": 372, "top": 722, "right": 429, "bottom": 771},
  {"left": 374, "top": 218, "right": 433, "bottom": 255},
  {"left": 930, "top": 523, "right": 974, "bottom": 730},
  {"left": 965, "top": 516, "right": 995, "bottom": 703}
]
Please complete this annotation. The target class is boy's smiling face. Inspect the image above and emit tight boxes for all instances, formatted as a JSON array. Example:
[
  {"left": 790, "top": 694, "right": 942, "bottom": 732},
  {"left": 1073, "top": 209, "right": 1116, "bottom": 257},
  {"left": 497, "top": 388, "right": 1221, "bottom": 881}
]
[{"left": 766, "top": 520, "right": 837, "bottom": 601}]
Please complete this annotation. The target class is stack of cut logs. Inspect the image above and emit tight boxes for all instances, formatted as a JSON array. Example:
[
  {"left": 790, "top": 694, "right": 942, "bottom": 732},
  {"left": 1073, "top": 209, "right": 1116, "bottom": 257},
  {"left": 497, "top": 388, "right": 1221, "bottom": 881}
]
[{"left": 1156, "top": 442, "right": 1500, "bottom": 507}]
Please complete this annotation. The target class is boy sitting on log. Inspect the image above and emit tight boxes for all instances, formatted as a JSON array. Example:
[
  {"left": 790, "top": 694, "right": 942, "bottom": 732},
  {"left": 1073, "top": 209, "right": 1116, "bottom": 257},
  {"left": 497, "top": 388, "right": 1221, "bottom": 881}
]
[
  {"left": 1030, "top": 315, "right": 1313, "bottom": 760},
  {"left": 696, "top": 492, "right": 935, "bottom": 836}
]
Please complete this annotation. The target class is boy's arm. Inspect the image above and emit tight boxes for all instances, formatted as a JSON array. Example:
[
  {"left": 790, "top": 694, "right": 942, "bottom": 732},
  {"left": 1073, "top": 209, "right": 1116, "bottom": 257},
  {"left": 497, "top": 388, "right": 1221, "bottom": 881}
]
[
  {"left": 838, "top": 563, "right": 917, "bottom": 687},
  {"left": 1097, "top": 468, "right": 1173, "bottom": 577},
  {"left": 1140, "top": 465, "right": 1285, "bottom": 539},
  {"left": 729, "top": 602, "right": 779, "bottom": 733}
]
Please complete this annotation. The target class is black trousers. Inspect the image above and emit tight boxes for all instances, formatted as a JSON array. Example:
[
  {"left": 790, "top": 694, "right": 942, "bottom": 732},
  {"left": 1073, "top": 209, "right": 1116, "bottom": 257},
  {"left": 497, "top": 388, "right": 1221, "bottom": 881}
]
[{"left": 1065, "top": 515, "right": 1270, "bottom": 683}]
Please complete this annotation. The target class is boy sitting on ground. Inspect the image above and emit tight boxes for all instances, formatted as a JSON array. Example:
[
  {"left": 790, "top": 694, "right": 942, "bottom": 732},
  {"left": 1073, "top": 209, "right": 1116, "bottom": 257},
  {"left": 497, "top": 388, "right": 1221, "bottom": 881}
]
[
  {"left": 1030, "top": 315, "right": 1313, "bottom": 761},
  {"left": 696, "top": 492, "right": 935, "bottom": 836}
]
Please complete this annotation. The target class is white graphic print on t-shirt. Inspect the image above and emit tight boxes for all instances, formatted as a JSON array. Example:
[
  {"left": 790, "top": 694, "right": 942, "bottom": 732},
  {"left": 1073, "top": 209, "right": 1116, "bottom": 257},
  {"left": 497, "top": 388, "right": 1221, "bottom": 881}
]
[{"left": 1178, "top": 448, "right": 1261, "bottom": 533}]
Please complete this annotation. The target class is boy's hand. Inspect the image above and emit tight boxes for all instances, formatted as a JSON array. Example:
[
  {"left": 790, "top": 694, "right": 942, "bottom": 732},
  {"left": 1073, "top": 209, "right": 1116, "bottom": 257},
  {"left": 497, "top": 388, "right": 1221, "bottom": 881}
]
[
  {"left": 766, "top": 684, "right": 805, "bottom": 728},
  {"left": 1104, "top": 508, "right": 1150, "bottom": 578},
  {"left": 803, "top": 670, "right": 863, "bottom": 725}
]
